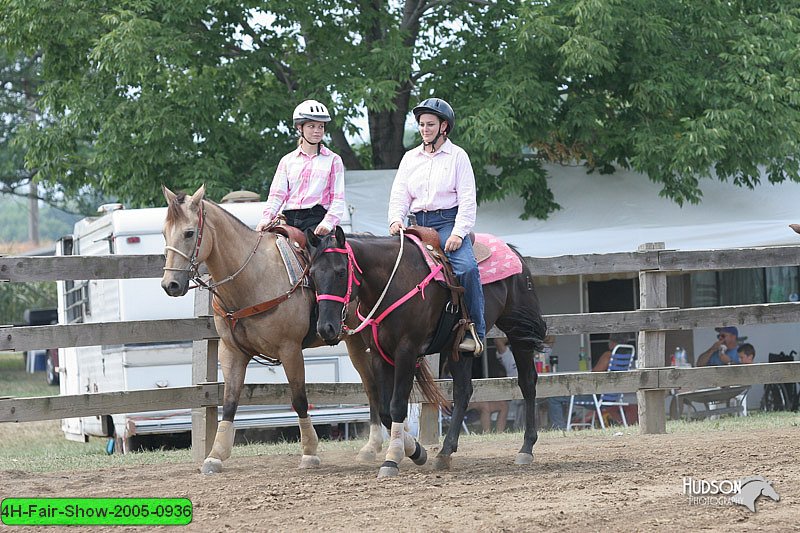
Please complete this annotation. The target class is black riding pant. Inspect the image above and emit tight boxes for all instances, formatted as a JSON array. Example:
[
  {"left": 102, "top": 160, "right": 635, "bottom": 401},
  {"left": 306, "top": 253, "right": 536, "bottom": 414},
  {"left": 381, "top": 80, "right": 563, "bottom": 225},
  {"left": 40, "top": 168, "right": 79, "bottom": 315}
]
[{"left": 283, "top": 205, "right": 327, "bottom": 232}]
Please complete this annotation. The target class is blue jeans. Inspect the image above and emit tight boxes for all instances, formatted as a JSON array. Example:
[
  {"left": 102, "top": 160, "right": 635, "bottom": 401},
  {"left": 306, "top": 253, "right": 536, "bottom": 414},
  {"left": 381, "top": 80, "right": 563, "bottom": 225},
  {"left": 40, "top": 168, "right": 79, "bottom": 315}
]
[{"left": 411, "top": 208, "right": 486, "bottom": 340}]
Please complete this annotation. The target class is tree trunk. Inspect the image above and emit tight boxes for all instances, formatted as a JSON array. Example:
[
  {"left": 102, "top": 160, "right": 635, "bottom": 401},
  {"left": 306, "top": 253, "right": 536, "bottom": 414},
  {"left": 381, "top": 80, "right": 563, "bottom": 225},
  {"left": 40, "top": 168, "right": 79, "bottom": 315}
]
[
  {"left": 28, "top": 178, "right": 39, "bottom": 245},
  {"left": 369, "top": 82, "right": 413, "bottom": 169},
  {"left": 328, "top": 126, "right": 363, "bottom": 170}
]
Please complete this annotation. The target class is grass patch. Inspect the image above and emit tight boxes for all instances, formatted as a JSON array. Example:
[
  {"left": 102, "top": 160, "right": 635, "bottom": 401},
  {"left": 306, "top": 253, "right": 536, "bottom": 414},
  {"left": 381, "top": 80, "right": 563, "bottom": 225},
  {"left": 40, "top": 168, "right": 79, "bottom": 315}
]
[
  {"left": 0, "top": 351, "right": 55, "bottom": 398},
  {"left": 1, "top": 412, "right": 799, "bottom": 474}
]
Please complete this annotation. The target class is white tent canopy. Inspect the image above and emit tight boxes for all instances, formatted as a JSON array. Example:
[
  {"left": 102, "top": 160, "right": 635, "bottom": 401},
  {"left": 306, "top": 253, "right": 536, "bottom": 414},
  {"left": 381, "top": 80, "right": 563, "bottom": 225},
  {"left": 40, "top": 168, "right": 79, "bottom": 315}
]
[{"left": 345, "top": 166, "right": 800, "bottom": 258}]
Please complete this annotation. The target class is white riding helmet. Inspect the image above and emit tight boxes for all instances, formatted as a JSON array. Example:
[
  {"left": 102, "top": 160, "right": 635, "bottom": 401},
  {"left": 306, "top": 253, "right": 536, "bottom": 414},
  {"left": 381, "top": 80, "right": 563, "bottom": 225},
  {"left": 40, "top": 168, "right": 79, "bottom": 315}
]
[{"left": 293, "top": 99, "right": 331, "bottom": 126}]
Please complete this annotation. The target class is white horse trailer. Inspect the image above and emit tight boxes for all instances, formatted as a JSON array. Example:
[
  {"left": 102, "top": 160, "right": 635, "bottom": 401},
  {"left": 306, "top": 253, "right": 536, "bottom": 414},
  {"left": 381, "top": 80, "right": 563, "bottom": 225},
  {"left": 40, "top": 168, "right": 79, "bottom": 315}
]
[{"left": 55, "top": 200, "right": 366, "bottom": 449}]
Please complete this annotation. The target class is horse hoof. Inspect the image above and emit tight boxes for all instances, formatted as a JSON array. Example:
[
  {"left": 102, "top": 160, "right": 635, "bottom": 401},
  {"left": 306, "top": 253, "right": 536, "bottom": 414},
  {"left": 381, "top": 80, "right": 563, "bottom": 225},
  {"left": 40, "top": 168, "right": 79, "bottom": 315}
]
[
  {"left": 299, "top": 455, "right": 321, "bottom": 469},
  {"left": 514, "top": 452, "right": 534, "bottom": 465},
  {"left": 432, "top": 455, "right": 452, "bottom": 471},
  {"left": 201, "top": 458, "right": 223, "bottom": 475},
  {"left": 378, "top": 461, "right": 399, "bottom": 479},
  {"left": 410, "top": 442, "right": 428, "bottom": 466},
  {"left": 356, "top": 449, "right": 377, "bottom": 463}
]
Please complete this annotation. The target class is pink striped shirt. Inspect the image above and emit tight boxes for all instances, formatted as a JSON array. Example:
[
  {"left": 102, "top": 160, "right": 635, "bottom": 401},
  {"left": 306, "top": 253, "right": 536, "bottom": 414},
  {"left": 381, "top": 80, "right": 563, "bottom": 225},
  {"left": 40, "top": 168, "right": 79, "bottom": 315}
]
[
  {"left": 260, "top": 145, "right": 346, "bottom": 231},
  {"left": 387, "top": 139, "right": 477, "bottom": 238}
]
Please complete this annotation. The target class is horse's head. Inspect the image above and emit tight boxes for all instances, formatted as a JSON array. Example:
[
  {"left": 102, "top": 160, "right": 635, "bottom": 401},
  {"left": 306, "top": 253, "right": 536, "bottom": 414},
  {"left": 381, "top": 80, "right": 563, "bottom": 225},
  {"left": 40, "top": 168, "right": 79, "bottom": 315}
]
[
  {"left": 161, "top": 184, "right": 210, "bottom": 297},
  {"left": 306, "top": 226, "right": 360, "bottom": 344}
]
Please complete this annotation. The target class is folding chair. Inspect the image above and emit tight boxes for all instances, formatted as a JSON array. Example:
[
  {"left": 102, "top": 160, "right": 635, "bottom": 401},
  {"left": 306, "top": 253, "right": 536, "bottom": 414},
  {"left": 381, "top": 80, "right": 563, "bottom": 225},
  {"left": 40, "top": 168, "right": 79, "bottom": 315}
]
[{"left": 567, "top": 343, "right": 636, "bottom": 430}]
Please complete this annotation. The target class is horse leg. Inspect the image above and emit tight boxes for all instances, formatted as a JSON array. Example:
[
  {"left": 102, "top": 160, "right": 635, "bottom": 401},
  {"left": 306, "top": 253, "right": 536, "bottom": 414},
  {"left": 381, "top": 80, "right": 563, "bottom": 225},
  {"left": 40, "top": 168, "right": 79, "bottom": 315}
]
[
  {"left": 510, "top": 340, "right": 539, "bottom": 465},
  {"left": 377, "top": 353, "right": 424, "bottom": 479},
  {"left": 201, "top": 345, "right": 247, "bottom": 474},
  {"left": 433, "top": 355, "right": 473, "bottom": 470},
  {"left": 344, "top": 335, "right": 384, "bottom": 462},
  {"left": 282, "top": 349, "right": 320, "bottom": 468}
]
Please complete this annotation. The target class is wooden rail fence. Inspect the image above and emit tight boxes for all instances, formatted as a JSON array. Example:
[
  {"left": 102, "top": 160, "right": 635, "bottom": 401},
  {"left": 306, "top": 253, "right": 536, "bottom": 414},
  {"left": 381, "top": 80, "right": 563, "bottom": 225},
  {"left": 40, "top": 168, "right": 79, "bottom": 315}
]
[{"left": 2, "top": 243, "right": 800, "bottom": 461}]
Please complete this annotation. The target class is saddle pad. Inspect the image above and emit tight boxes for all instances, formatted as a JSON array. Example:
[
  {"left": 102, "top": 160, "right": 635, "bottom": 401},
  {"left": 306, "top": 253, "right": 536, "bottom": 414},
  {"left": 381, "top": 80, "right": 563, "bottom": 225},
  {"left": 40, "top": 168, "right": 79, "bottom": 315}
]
[
  {"left": 275, "top": 234, "right": 310, "bottom": 288},
  {"left": 474, "top": 233, "right": 523, "bottom": 285},
  {"left": 404, "top": 234, "right": 447, "bottom": 284},
  {"left": 405, "top": 233, "right": 523, "bottom": 286}
]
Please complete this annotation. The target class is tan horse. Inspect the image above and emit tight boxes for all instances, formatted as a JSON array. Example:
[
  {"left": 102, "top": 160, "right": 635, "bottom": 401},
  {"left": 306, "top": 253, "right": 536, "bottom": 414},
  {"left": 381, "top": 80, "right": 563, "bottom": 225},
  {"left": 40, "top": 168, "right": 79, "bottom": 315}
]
[{"left": 161, "top": 185, "right": 384, "bottom": 474}]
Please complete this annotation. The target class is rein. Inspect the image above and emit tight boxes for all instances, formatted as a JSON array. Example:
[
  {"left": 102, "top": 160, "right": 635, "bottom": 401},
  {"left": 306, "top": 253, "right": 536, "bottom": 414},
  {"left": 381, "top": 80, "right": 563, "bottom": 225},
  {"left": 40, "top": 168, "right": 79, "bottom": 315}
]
[
  {"left": 164, "top": 207, "right": 304, "bottom": 365},
  {"left": 356, "top": 264, "right": 443, "bottom": 367},
  {"left": 348, "top": 227, "right": 406, "bottom": 335},
  {"left": 315, "top": 230, "right": 440, "bottom": 367}
]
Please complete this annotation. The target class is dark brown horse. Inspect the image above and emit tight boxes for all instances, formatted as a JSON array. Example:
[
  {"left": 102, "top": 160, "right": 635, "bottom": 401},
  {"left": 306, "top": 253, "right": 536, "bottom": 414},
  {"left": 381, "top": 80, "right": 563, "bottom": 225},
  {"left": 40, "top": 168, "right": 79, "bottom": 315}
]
[
  {"left": 307, "top": 226, "right": 546, "bottom": 477},
  {"left": 161, "top": 186, "right": 385, "bottom": 474}
]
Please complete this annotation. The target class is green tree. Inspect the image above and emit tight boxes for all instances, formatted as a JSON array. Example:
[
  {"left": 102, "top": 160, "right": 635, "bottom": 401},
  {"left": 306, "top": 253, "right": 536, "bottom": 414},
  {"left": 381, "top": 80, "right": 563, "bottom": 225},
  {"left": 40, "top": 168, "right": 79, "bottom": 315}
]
[
  {"left": 0, "top": 0, "right": 498, "bottom": 207},
  {"left": 2, "top": 0, "right": 799, "bottom": 219},
  {"left": 441, "top": 0, "right": 800, "bottom": 217},
  {"left": 0, "top": 50, "right": 38, "bottom": 197},
  {"left": 0, "top": 281, "right": 56, "bottom": 326}
]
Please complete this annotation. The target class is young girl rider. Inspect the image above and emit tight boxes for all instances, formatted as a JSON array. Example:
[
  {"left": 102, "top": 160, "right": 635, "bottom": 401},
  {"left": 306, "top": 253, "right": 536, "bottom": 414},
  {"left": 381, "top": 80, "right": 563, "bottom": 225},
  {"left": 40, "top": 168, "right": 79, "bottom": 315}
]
[{"left": 256, "top": 99, "right": 346, "bottom": 235}]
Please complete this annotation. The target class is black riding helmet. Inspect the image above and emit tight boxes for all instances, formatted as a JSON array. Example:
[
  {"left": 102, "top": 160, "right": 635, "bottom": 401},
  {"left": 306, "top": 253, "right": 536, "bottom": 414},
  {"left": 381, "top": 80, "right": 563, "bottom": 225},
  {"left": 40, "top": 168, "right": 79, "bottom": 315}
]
[{"left": 412, "top": 98, "right": 455, "bottom": 134}]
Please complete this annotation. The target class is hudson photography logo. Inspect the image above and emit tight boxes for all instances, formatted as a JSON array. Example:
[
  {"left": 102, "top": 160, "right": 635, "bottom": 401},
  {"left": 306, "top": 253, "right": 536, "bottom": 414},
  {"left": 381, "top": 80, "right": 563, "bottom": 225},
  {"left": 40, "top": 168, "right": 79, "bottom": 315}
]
[{"left": 683, "top": 475, "right": 780, "bottom": 512}]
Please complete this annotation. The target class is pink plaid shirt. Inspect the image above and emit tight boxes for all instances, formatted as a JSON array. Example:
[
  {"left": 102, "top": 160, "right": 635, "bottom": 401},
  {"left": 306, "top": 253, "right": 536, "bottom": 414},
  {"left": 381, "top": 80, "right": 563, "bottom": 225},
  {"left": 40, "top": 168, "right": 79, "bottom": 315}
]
[
  {"left": 388, "top": 139, "right": 477, "bottom": 238},
  {"left": 260, "top": 145, "right": 346, "bottom": 231}
]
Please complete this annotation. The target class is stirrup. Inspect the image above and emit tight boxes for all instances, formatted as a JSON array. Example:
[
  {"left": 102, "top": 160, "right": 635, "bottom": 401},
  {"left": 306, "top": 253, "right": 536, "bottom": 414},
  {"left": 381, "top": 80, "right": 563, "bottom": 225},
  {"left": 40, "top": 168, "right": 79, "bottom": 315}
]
[{"left": 458, "top": 324, "right": 484, "bottom": 355}]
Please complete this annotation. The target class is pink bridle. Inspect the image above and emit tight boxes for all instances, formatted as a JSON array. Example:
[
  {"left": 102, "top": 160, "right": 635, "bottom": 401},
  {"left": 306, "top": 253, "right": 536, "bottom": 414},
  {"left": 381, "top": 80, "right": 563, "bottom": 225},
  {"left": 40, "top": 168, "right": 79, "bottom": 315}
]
[
  {"left": 315, "top": 242, "right": 362, "bottom": 318},
  {"left": 315, "top": 240, "right": 443, "bottom": 367}
]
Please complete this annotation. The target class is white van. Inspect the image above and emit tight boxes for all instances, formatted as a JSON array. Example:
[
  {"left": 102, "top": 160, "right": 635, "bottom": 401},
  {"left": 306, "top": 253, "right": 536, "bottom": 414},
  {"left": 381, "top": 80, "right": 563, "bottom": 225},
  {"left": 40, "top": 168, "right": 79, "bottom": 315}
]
[{"left": 55, "top": 200, "right": 366, "bottom": 449}]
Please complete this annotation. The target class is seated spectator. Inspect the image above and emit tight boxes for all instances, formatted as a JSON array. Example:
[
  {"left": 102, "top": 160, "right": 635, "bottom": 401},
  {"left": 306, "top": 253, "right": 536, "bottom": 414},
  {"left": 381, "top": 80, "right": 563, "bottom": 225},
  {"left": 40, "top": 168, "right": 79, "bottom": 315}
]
[
  {"left": 696, "top": 327, "right": 746, "bottom": 366},
  {"left": 495, "top": 336, "right": 517, "bottom": 377},
  {"left": 737, "top": 343, "right": 756, "bottom": 364},
  {"left": 466, "top": 400, "right": 510, "bottom": 433},
  {"left": 466, "top": 337, "right": 519, "bottom": 432},
  {"left": 592, "top": 333, "right": 633, "bottom": 372}
]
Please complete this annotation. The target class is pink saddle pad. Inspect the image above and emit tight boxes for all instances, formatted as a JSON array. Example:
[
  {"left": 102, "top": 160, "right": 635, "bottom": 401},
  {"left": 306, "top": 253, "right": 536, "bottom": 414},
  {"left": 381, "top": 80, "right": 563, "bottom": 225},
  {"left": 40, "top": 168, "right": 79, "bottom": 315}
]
[{"left": 405, "top": 233, "right": 522, "bottom": 286}]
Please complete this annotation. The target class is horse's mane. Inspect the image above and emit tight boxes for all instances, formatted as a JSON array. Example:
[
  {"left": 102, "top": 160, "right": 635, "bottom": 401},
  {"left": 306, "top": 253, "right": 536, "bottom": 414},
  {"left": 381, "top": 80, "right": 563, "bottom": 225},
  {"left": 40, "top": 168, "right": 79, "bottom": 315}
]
[
  {"left": 204, "top": 199, "right": 254, "bottom": 232},
  {"left": 310, "top": 232, "right": 393, "bottom": 261},
  {"left": 165, "top": 191, "right": 253, "bottom": 233}
]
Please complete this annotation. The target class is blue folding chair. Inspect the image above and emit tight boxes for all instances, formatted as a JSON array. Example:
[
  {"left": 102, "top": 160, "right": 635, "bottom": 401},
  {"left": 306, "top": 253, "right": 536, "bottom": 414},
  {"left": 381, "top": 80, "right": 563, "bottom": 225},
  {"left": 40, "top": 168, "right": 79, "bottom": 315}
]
[{"left": 567, "top": 343, "right": 636, "bottom": 430}]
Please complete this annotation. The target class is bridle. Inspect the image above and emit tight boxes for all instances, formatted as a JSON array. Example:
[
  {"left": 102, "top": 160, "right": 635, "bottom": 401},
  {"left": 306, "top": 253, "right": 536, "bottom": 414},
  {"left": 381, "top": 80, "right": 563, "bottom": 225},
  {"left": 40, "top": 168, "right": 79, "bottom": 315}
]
[
  {"left": 163, "top": 204, "right": 206, "bottom": 279},
  {"left": 163, "top": 201, "right": 270, "bottom": 291},
  {"left": 314, "top": 231, "right": 440, "bottom": 367},
  {"left": 315, "top": 241, "right": 362, "bottom": 330}
]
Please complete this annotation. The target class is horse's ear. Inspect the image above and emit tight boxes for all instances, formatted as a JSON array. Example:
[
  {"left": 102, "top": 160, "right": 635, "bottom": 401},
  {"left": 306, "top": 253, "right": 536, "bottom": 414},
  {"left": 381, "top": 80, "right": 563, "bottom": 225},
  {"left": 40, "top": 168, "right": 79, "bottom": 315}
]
[
  {"left": 189, "top": 184, "right": 206, "bottom": 208},
  {"left": 334, "top": 225, "right": 345, "bottom": 247},
  {"left": 162, "top": 185, "right": 176, "bottom": 205},
  {"left": 306, "top": 228, "right": 320, "bottom": 248}
]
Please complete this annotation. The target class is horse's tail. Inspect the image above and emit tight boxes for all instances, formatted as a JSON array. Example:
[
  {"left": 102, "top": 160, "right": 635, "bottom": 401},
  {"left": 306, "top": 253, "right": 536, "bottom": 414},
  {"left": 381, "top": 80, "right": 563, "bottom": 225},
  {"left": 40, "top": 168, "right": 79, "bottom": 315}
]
[
  {"left": 504, "top": 244, "right": 548, "bottom": 352},
  {"left": 415, "top": 358, "right": 449, "bottom": 412}
]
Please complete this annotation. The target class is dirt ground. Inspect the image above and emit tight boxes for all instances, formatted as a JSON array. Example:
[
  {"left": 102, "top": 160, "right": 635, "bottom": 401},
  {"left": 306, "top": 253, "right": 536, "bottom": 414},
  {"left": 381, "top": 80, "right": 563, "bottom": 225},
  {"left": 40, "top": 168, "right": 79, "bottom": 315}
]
[{"left": 2, "top": 426, "right": 798, "bottom": 532}]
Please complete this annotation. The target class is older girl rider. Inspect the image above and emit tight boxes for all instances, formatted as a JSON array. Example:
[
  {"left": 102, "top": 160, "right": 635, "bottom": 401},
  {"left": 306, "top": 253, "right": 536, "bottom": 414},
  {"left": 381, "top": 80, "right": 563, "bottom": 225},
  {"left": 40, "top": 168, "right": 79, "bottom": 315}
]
[
  {"left": 387, "top": 97, "right": 486, "bottom": 354},
  {"left": 256, "top": 99, "right": 346, "bottom": 235}
]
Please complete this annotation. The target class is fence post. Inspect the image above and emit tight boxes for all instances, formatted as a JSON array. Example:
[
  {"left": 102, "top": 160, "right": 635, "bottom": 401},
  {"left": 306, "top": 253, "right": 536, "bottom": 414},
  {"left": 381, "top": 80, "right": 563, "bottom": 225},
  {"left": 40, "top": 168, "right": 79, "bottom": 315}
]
[
  {"left": 636, "top": 242, "right": 667, "bottom": 434},
  {"left": 418, "top": 353, "right": 440, "bottom": 445},
  {"left": 191, "top": 288, "right": 218, "bottom": 462}
]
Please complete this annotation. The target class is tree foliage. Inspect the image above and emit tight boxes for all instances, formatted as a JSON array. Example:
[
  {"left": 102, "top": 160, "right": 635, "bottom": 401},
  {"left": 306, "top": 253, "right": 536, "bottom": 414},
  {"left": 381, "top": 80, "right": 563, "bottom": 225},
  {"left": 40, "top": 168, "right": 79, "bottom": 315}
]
[
  {"left": 0, "top": 50, "right": 39, "bottom": 194},
  {"left": 446, "top": 0, "right": 800, "bottom": 217},
  {"left": 1, "top": 0, "right": 799, "bottom": 218},
  {"left": 0, "top": 281, "right": 56, "bottom": 326}
]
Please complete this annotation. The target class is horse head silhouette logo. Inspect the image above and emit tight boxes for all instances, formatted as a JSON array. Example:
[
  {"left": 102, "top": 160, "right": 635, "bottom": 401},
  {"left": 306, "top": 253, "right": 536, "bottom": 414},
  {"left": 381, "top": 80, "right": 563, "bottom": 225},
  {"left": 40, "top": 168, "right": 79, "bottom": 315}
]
[{"left": 729, "top": 476, "right": 780, "bottom": 513}]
